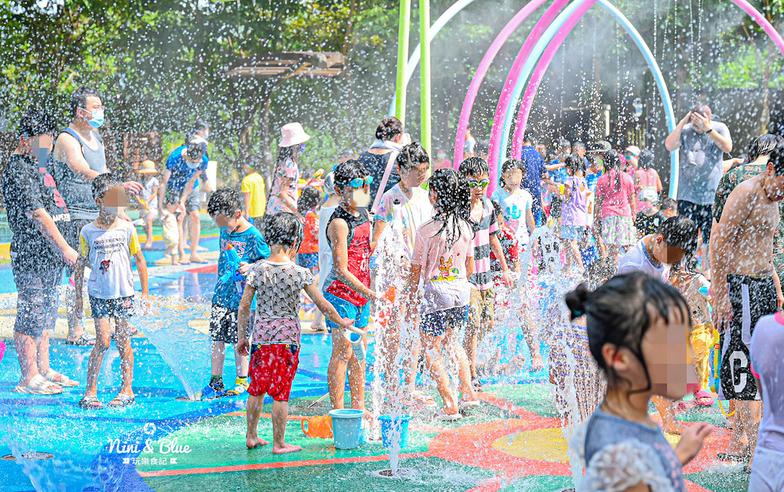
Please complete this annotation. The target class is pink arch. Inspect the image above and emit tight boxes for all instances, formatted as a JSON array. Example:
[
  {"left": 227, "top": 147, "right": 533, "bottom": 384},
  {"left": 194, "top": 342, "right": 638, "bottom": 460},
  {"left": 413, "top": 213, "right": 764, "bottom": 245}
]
[
  {"left": 452, "top": 0, "right": 549, "bottom": 167},
  {"left": 450, "top": 0, "right": 784, "bottom": 195},
  {"left": 509, "top": 0, "right": 784, "bottom": 160},
  {"left": 485, "top": 0, "right": 571, "bottom": 195}
]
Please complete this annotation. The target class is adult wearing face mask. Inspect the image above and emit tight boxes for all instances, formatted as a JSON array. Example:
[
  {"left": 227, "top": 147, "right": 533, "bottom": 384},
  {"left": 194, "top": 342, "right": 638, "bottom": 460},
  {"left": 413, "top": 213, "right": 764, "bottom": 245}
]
[
  {"left": 158, "top": 140, "right": 210, "bottom": 264},
  {"left": 52, "top": 86, "right": 142, "bottom": 346},
  {"left": 267, "top": 122, "right": 310, "bottom": 217},
  {"left": 2, "top": 108, "right": 80, "bottom": 394}
]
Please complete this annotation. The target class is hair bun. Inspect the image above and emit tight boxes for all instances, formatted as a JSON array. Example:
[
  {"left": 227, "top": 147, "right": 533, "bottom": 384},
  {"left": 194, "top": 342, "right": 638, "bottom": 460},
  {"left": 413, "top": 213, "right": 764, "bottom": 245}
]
[{"left": 564, "top": 283, "right": 590, "bottom": 320}]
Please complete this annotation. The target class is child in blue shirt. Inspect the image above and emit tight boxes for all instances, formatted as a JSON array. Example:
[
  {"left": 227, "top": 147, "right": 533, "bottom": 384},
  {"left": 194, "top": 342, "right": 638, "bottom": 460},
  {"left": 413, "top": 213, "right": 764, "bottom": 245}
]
[{"left": 202, "top": 188, "right": 270, "bottom": 398}]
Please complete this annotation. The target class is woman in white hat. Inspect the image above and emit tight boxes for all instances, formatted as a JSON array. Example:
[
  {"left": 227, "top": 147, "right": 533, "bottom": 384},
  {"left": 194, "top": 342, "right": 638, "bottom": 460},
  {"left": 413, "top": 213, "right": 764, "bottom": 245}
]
[
  {"left": 135, "top": 160, "right": 160, "bottom": 249},
  {"left": 267, "top": 122, "right": 310, "bottom": 216}
]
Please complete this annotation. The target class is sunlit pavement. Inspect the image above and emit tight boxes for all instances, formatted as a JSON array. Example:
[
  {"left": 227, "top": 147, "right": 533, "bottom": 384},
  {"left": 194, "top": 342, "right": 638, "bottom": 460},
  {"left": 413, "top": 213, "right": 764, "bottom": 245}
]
[{"left": 0, "top": 239, "right": 750, "bottom": 491}]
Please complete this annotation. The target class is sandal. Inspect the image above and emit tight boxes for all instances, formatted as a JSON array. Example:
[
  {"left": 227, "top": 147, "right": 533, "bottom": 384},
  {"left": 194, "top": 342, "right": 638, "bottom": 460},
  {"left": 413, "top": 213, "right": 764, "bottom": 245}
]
[
  {"left": 438, "top": 410, "right": 463, "bottom": 422},
  {"left": 459, "top": 399, "right": 481, "bottom": 410},
  {"left": 14, "top": 375, "right": 63, "bottom": 395},
  {"left": 65, "top": 335, "right": 95, "bottom": 346},
  {"left": 107, "top": 394, "right": 136, "bottom": 408},
  {"left": 79, "top": 396, "right": 103, "bottom": 409},
  {"left": 189, "top": 256, "right": 208, "bottom": 264},
  {"left": 43, "top": 370, "right": 79, "bottom": 387},
  {"left": 694, "top": 390, "right": 715, "bottom": 407}
]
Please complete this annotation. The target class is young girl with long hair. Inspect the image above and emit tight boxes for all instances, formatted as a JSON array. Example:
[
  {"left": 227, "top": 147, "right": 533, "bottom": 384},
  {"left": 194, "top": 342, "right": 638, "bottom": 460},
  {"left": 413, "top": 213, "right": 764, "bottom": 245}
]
[
  {"left": 595, "top": 150, "right": 637, "bottom": 264},
  {"left": 567, "top": 272, "right": 712, "bottom": 491},
  {"left": 409, "top": 169, "right": 479, "bottom": 420}
]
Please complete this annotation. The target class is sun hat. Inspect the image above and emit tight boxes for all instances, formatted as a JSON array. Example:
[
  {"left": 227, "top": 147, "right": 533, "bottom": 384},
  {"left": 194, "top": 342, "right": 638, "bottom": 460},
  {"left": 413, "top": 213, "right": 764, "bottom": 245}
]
[
  {"left": 587, "top": 140, "right": 612, "bottom": 154},
  {"left": 280, "top": 122, "right": 311, "bottom": 148},
  {"left": 137, "top": 160, "right": 159, "bottom": 174},
  {"left": 624, "top": 145, "right": 641, "bottom": 157}
]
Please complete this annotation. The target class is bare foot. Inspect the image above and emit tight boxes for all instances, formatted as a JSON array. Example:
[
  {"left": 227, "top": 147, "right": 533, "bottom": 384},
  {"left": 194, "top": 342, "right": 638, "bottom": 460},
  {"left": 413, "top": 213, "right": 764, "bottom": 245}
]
[
  {"left": 246, "top": 436, "right": 269, "bottom": 449},
  {"left": 272, "top": 443, "right": 302, "bottom": 454}
]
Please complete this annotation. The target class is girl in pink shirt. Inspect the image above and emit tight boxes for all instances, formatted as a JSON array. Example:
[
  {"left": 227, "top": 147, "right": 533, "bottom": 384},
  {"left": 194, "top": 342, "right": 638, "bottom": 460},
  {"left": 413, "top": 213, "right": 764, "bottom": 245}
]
[
  {"left": 634, "top": 150, "right": 663, "bottom": 212},
  {"left": 410, "top": 169, "right": 478, "bottom": 420},
  {"left": 595, "top": 150, "right": 637, "bottom": 263}
]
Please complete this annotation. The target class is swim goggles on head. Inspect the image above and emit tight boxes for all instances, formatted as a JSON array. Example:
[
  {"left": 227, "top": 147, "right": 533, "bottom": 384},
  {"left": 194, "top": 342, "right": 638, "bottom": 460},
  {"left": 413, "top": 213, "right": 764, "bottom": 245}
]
[
  {"left": 347, "top": 176, "right": 373, "bottom": 189},
  {"left": 467, "top": 178, "right": 490, "bottom": 189}
]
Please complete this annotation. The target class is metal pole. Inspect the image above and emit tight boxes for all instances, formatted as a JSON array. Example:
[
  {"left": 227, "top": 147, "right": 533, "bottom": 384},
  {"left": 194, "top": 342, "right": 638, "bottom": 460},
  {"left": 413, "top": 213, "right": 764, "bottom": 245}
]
[
  {"left": 419, "top": 0, "right": 431, "bottom": 152},
  {"left": 395, "top": 0, "right": 412, "bottom": 124}
]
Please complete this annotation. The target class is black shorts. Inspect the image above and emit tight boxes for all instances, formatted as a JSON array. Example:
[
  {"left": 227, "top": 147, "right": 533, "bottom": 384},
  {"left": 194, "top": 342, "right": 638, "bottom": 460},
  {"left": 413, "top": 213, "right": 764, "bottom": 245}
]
[
  {"left": 209, "top": 305, "right": 251, "bottom": 344},
  {"left": 90, "top": 295, "right": 135, "bottom": 320},
  {"left": 719, "top": 274, "right": 777, "bottom": 401},
  {"left": 677, "top": 200, "right": 712, "bottom": 244},
  {"left": 421, "top": 306, "right": 469, "bottom": 337}
]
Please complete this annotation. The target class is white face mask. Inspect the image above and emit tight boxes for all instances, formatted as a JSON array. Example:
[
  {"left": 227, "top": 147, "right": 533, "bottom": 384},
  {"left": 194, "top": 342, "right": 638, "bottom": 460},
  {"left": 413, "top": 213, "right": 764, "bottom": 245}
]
[{"left": 352, "top": 189, "right": 370, "bottom": 208}]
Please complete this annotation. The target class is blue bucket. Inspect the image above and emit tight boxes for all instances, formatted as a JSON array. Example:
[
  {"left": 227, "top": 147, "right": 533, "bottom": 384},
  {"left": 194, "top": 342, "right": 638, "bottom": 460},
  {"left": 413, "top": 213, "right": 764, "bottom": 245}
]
[
  {"left": 329, "top": 409, "right": 364, "bottom": 449},
  {"left": 378, "top": 415, "right": 410, "bottom": 449}
]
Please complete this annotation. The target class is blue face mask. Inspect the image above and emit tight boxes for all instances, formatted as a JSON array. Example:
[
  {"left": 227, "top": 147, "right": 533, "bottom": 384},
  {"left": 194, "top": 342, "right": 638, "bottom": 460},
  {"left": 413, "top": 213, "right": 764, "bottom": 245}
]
[
  {"left": 86, "top": 109, "right": 105, "bottom": 129},
  {"left": 299, "top": 143, "right": 307, "bottom": 153}
]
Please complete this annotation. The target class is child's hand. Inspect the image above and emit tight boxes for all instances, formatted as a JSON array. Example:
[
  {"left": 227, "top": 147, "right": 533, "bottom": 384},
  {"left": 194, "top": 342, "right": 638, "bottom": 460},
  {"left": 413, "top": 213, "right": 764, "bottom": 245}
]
[
  {"left": 237, "top": 339, "right": 250, "bottom": 357},
  {"left": 238, "top": 262, "right": 252, "bottom": 276},
  {"left": 501, "top": 270, "right": 514, "bottom": 287},
  {"left": 531, "top": 352, "right": 544, "bottom": 372},
  {"left": 675, "top": 422, "right": 712, "bottom": 465},
  {"left": 62, "top": 246, "right": 80, "bottom": 268},
  {"left": 139, "top": 294, "right": 152, "bottom": 314},
  {"left": 339, "top": 318, "right": 355, "bottom": 332}
]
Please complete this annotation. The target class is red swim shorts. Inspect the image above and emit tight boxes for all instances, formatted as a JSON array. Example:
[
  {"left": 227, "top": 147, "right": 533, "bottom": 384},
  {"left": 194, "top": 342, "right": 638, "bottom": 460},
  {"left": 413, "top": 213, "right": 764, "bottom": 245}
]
[{"left": 248, "top": 344, "right": 300, "bottom": 401}]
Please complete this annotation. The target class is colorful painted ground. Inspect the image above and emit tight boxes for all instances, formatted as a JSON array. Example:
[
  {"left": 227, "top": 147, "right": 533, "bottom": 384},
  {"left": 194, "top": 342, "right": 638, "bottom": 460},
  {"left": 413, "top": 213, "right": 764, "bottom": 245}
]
[{"left": 0, "top": 245, "right": 750, "bottom": 491}]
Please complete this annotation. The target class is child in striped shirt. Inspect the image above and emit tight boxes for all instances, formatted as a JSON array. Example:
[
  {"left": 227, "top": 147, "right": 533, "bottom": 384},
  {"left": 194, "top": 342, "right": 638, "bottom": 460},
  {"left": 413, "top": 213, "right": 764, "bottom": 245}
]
[{"left": 458, "top": 157, "right": 513, "bottom": 389}]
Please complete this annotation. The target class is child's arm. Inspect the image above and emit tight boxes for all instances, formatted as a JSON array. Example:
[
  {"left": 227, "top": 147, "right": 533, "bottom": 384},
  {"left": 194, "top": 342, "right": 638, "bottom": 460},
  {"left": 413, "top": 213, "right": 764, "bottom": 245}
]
[
  {"left": 466, "top": 255, "right": 475, "bottom": 278},
  {"left": 489, "top": 233, "right": 513, "bottom": 287},
  {"left": 243, "top": 192, "right": 251, "bottom": 219},
  {"left": 774, "top": 269, "right": 783, "bottom": 310},
  {"left": 303, "top": 283, "right": 353, "bottom": 329},
  {"left": 236, "top": 285, "right": 256, "bottom": 356},
  {"left": 525, "top": 206, "right": 535, "bottom": 235},
  {"left": 134, "top": 249, "right": 149, "bottom": 296}
]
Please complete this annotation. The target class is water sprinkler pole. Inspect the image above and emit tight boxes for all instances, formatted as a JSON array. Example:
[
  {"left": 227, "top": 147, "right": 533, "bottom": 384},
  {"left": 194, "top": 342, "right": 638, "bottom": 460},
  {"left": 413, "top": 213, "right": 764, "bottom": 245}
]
[
  {"left": 395, "top": 0, "right": 412, "bottom": 124},
  {"left": 420, "top": 0, "right": 432, "bottom": 152}
]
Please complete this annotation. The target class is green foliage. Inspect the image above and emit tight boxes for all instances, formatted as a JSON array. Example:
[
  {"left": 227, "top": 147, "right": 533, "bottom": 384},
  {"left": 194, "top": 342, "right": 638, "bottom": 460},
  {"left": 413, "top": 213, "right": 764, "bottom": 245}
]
[{"left": 716, "top": 46, "right": 784, "bottom": 89}]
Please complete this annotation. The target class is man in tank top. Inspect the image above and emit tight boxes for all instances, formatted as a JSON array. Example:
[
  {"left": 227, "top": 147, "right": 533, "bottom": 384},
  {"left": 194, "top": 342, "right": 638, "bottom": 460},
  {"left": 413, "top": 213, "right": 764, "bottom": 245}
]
[{"left": 52, "top": 86, "right": 142, "bottom": 345}]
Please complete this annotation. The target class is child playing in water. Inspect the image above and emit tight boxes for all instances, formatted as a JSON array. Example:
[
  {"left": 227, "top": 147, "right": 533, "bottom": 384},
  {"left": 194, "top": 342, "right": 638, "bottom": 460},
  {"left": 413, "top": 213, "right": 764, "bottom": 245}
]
[
  {"left": 372, "top": 143, "right": 433, "bottom": 407},
  {"left": 567, "top": 273, "right": 712, "bottom": 491},
  {"left": 237, "top": 212, "right": 351, "bottom": 453},
  {"left": 79, "top": 174, "right": 149, "bottom": 409},
  {"left": 202, "top": 189, "right": 271, "bottom": 399},
  {"left": 557, "top": 155, "right": 589, "bottom": 274},
  {"left": 409, "top": 169, "right": 479, "bottom": 419},
  {"left": 159, "top": 194, "right": 180, "bottom": 265},
  {"left": 491, "top": 159, "right": 535, "bottom": 276},
  {"left": 323, "top": 160, "right": 380, "bottom": 411},
  {"left": 669, "top": 245, "right": 718, "bottom": 407},
  {"left": 135, "top": 160, "right": 159, "bottom": 250},
  {"left": 617, "top": 215, "right": 698, "bottom": 434},
  {"left": 297, "top": 186, "right": 324, "bottom": 331},
  {"left": 459, "top": 157, "right": 513, "bottom": 389}
]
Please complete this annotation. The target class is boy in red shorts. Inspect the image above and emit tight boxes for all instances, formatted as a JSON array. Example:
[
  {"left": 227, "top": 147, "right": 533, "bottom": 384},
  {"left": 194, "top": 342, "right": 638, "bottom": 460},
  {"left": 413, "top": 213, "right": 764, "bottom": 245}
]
[{"left": 237, "top": 212, "right": 351, "bottom": 453}]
